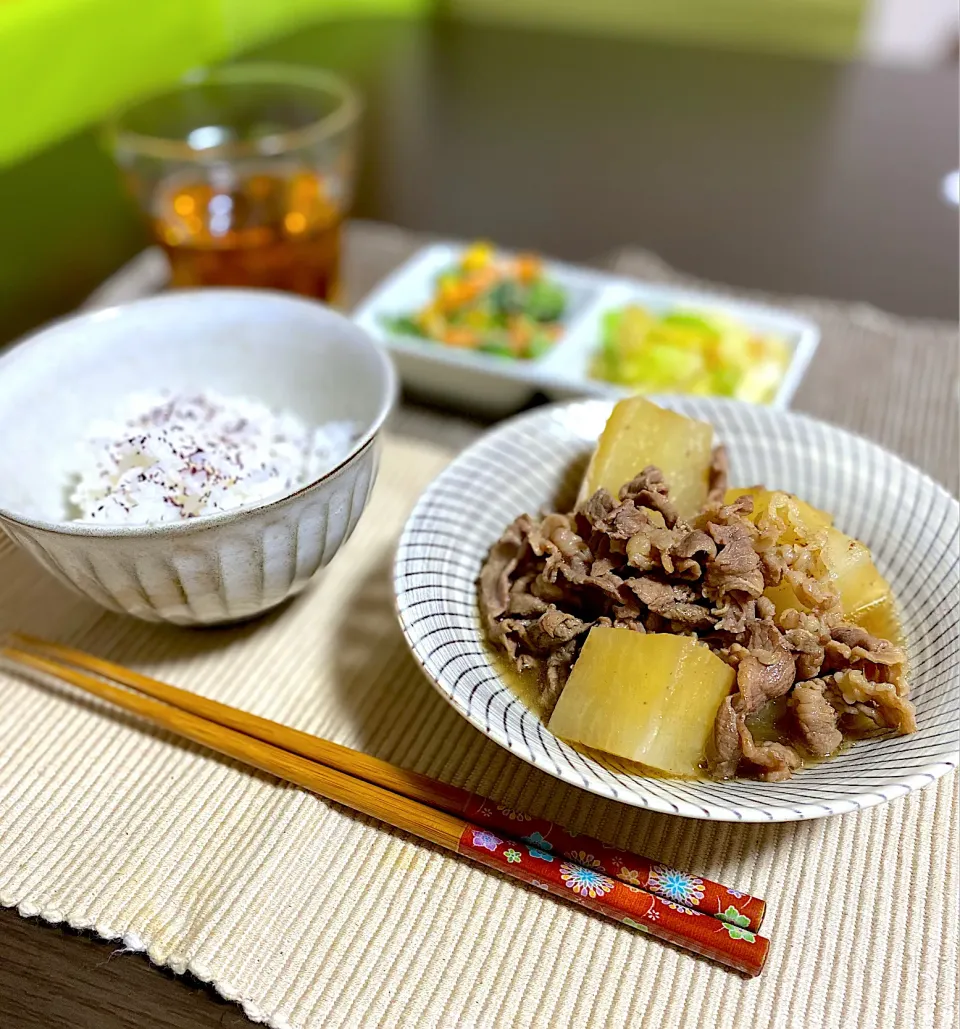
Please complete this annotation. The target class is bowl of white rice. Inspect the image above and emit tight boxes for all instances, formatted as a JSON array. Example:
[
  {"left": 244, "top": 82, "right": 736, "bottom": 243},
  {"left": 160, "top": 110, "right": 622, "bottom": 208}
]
[{"left": 0, "top": 289, "right": 397, "bottom": 625}]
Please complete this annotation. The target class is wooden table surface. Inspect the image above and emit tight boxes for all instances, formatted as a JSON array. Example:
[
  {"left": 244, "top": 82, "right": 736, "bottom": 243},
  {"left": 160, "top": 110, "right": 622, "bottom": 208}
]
[{"left": 0, "top": 17, "right": 957, "bottom": 1029}]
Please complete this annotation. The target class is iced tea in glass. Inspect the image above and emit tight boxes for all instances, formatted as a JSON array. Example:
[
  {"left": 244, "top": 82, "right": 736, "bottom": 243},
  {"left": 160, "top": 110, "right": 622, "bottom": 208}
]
[{"left": 107, "top": 64, "right": 361, "bottom": 303}]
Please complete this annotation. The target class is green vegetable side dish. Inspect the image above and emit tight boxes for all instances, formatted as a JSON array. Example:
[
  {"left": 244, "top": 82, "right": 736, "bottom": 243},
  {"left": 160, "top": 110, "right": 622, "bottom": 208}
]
[
  {"left": 592, "top": 305, "right": 791, "bottom": 403},
  {"left": 382, "top": 242, "right": 568, "bottom": 360}
]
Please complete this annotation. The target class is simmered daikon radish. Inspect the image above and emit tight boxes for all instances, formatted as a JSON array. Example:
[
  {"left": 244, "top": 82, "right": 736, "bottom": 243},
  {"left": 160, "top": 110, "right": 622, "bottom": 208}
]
[
  {"left": 723, "top": 486, "right": 832, "bottom": 532},
  {"left": 755, "top": 517, "right": 897, "bottom": 632},
  {"left": 819, "top": 526, "right": 891, "bottom": 617},
  {"left": 724, "top": 488, "right": 893, "bottom": 625},
  {"left": 818, "top": 527, "right": 900, "bottom": 645},
  {"left": 578, "top": 397, "right": 713, "bottom": 520},
  {"left": 547, "top": 628, "right": 734, "bottom": 777}
]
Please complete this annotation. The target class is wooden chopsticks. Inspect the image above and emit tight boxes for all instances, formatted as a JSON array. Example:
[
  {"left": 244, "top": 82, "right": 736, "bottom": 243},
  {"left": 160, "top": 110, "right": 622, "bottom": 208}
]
[
  {"left": 8, "top": 635, "right": 765, "bottom": 930},
  {"left": 2, "top": 634, "right": 770, "bottom": 976}
]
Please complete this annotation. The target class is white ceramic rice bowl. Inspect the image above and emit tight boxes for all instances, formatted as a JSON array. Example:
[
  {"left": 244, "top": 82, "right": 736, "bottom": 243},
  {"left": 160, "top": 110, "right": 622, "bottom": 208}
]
[{"left": 0, "top": 290, "right": 396, "bottom": 625}]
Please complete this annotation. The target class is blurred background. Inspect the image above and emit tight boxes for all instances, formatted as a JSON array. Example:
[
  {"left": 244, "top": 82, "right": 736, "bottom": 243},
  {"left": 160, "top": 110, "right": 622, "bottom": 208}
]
[
  {"left": 0, "top": 0, "right": 957, "bottom": 344},
  {"left": 3, "top": 0, "right": 956, "bottom": 169}
]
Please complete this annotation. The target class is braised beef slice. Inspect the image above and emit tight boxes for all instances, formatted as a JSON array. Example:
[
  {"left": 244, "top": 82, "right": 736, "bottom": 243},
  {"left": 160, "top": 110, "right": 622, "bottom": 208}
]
[
  {"left": 507, "top": 573, "right": 550, "bottom": 617},
  {"left": 674, "top": 529, "right": 717, "bottom": 564},
  {"left": 758, "top": 548, "right": 787, "bottom": 587},
  {"left": 619, "top": 467, "right": 679, "bottom": 528},
  {"left": 557, "top": 559, "right": 628, "bottom": 605},
  {"left": 705, "top": 618, "right": 798, "bottom": 778},
  {"left": 737, "top": 721, "right": 802, "bottom": 781},
  {"left": 526, "top": 606, "right": 591, "bottom": 652},
  {"left": 795, "top": 650, "right": 825, "bottom": 681},
  {"left": 826, "top": 625, "right": 906, "bottom": 672},
  {"left": 624, "top": 521, "right": 682, "bottom": 575},
  {"left": 652, "top": 528, "right": 717, "bottom": 582},
  {"left": 782, "top": 565, "right": 841, "bottom": 614},
  {"left": 531, "top": 574, "right": 569, "bottom": 604},
  {"left": 542, "top": 639, "right": 578, "bottom": 712},
  {"left": 579, "top": 489, "right": 618, "bottom": 531},
  {"left": 579, "top": 489, "right": 653, "bottom": 541},
  {"left": 707, "top": 445, "right": 729, "bottom": 504},
  {"left": 625, "top": 577, "right": 715, "bottom": 629},
  {"left": 700, "top": 492, "right": 755, "bottom": 528},
  {"left": 825, "top": 669, "right": 917, "bottom": 733},
  {"left": 790, "top": 680, "right": 843, "bottom": 757},
  {"left": 783, "top": 624, "right": 826, "bottom": 679},
  {"left": 525, "top": 513, "right": 592, "bottom": 583},
  {"left": 493, "top": 617, "right": 532, "bottom": 663},
  {"left": 712, "top": 595, "right": 757, "bottom": 635},
  {"left": 733, "top": 625, "right": 797, "bottom": 715},
  {"left": 590, "top": 556, "right": 616, "bottom": 578},
  {"left": 783, "top": 626, "right": 824, "bottom": 654},
  {"left": 477, "top": 516, "right": 528, "bottom": 632},
  {"left": 735, "top": 649, "right": 796, "bottom": 719},
  {"left": 704, "top": 522, "right": 765, "bottom": 601},
  {"left": 706, "top": 696, "right": 741, "bottom": 779}
]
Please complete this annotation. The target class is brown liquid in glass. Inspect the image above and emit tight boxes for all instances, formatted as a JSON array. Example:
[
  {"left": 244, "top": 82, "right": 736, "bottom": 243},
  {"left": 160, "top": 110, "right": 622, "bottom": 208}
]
[{"left": 152, "top": 167, "right": 343, "bottom": 301}]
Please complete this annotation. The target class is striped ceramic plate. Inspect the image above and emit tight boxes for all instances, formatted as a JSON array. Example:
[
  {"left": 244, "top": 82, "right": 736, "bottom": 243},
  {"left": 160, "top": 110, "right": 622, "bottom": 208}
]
[{"left": 395, "top": 398, "right": 959, "bottom": 821}]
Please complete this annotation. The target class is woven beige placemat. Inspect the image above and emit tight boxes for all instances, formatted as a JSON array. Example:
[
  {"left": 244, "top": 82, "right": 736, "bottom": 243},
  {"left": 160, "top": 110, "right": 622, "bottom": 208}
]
[
  {"left": 1, "top": 434, "right": 956, "bottom": 1029},
  {"left": 1, "top": 227, "right": 957, "bottom": 1029}
]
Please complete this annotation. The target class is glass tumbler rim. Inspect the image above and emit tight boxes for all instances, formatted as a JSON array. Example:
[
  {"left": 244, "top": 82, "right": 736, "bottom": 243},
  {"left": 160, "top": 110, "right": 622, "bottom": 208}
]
[{"left": 105, "top": 62, "right": 362, "bottom": 163}]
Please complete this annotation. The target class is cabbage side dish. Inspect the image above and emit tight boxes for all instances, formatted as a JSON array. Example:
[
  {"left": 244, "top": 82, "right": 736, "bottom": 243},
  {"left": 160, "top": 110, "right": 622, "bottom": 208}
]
[
  {"left": 478, "top": 397, "right": 915, "bottom": 781},
  {"left": 591, "top": 305, "right": 790, "bottom": 403}
]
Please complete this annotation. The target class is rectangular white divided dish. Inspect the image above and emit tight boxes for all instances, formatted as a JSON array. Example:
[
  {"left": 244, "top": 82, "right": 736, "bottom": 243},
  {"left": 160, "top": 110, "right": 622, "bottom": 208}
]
[{"left": 353, "top": 242, "right": 819, "bottom": 417}]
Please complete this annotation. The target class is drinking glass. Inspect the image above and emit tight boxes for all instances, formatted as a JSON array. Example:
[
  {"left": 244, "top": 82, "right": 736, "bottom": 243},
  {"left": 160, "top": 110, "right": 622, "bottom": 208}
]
[{"left": 106, "top": 64, "right": 362, "bottom": 302}]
